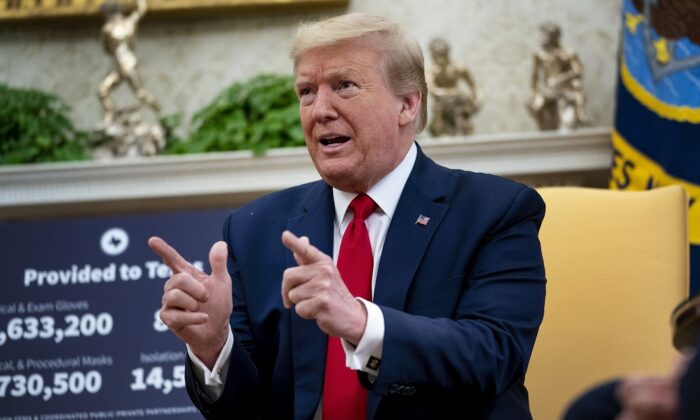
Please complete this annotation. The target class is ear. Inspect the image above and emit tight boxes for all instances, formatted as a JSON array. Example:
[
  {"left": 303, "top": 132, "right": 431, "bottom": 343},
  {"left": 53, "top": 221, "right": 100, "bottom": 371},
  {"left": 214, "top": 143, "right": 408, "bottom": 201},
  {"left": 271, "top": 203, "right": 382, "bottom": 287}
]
[{"left": 397, "top": 91, "right": 422, "bottom": 127}]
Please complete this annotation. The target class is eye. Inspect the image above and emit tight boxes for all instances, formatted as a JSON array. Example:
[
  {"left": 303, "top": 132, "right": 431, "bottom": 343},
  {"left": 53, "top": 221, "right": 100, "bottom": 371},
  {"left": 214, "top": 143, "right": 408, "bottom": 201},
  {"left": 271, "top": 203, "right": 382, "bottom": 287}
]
[
  {"left": 297, "top": 87, "right": 315, "bottom": 105},
  {"left": 336, "top": 80, "right": 359, "bottom": 98},
  {"left": 298, "top": 87, "right": 313, "bottom": 97},
  {"left": 337, "top": 81, "right": 357, "bottom": 90}
]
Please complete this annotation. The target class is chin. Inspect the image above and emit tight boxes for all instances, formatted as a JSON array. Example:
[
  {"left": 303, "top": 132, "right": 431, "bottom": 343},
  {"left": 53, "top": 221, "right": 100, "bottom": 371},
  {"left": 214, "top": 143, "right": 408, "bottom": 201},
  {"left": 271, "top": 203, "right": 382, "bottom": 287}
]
[
  {"left": 319, "top": 171, "right": 359, "bottom": 192},
  {"left": 317, "top": 160, "right": 354, "bottom": 179}
]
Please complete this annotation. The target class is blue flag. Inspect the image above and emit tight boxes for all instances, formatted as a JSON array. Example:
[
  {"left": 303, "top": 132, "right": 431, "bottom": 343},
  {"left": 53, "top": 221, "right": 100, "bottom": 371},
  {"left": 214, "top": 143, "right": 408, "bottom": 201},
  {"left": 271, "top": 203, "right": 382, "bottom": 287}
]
[{"left": 611, "top": 0, "right": 700, "bottom": 294}]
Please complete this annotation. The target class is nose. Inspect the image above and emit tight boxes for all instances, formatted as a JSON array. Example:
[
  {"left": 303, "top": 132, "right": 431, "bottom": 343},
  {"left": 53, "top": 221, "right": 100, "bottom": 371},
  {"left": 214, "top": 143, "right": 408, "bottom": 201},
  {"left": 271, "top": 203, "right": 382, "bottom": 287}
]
[{"left": 311, "top": 86, "right": 339, "bottom": 123}]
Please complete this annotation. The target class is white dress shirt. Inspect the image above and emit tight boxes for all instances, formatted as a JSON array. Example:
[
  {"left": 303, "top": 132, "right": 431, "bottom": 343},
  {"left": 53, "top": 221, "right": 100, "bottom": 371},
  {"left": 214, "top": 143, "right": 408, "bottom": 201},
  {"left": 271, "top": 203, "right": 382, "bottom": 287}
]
[{"left": 189, "top": 143, "right": 418, "bottom": 404}]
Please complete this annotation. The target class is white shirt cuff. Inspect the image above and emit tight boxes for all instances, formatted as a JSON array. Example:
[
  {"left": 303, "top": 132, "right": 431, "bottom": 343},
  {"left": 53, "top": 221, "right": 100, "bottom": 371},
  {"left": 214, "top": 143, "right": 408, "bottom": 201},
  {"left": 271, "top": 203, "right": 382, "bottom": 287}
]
[
  {"left": 341, "top": 298, "right": 384, "bottom": 375},
  {"left": 187, "top": 325, "right": 233, "bottom": 387}
]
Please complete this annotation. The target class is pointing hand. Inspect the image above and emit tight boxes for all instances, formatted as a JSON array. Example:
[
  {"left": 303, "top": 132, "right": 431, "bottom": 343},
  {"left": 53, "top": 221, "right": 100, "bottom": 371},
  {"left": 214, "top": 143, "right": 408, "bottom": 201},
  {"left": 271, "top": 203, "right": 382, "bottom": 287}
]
[{"left": 148, "top": 236, "right": 232, "bottom": 368}]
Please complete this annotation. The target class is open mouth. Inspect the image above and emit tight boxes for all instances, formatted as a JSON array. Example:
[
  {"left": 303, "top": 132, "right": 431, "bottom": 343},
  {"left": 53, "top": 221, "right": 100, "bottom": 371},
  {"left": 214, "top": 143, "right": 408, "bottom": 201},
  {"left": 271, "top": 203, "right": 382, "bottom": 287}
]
[{"left": 320, "top": 136, "right": 351, "bottom": 147}]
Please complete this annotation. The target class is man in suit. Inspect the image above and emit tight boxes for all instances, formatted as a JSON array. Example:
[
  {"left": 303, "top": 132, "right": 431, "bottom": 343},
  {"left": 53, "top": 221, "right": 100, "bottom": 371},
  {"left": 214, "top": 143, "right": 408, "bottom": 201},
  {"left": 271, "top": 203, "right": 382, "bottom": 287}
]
[
  {"left": 149, "top": 13, "right": 546, "bottom": 419},
  {"left": 564, "top": 340, "right": 700, "bottom": 420}
]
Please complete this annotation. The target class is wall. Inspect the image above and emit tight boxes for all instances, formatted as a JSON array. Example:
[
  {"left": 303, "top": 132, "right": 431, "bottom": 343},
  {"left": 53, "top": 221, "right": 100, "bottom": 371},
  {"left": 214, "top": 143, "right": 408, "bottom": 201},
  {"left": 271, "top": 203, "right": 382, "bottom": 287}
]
[{"left": 0, "top": 0, "right": 622, "bottom": 135}]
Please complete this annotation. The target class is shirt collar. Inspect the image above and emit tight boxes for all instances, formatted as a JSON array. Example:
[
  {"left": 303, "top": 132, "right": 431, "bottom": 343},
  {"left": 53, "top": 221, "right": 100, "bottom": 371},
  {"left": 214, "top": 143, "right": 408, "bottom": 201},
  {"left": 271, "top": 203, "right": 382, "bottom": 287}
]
[{"left": 333, "top": 142, "right": 417, "bottom": 224}]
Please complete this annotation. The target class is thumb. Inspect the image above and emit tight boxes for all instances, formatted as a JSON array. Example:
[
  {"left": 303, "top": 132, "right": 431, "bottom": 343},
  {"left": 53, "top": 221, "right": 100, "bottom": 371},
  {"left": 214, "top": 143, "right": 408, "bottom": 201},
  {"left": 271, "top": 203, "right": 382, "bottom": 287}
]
[{"left": 209, "top": 241, "right": 229, "bottom": 280}]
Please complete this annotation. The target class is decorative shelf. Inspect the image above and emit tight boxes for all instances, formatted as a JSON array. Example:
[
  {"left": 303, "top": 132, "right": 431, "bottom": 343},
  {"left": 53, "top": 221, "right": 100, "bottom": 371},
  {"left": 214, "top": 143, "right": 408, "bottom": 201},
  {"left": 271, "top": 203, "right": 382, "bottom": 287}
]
[{"left": 0, "top": 127, "right": 612, "bottom": 220}]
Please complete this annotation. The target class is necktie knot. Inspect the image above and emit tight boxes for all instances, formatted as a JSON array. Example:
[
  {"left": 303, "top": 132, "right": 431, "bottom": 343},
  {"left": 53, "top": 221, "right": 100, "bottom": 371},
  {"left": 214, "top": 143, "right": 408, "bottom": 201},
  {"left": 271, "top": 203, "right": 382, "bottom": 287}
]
[{"left": 349, "top": 194, "right": 377, "bottom": 221}]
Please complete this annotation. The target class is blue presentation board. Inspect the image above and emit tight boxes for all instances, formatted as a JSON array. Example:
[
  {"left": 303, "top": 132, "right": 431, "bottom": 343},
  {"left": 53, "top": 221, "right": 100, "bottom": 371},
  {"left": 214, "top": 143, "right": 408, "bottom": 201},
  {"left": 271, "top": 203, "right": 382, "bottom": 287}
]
[{"left": 0, "top": 208, "right": 231, "bottom": 419}]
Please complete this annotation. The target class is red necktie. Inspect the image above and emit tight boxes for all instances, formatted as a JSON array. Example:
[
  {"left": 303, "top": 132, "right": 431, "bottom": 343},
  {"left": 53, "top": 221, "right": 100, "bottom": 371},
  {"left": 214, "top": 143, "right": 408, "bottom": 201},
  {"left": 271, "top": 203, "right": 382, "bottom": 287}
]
[{"left": 322, "top": 193, "right": 377, "bottom": 420}]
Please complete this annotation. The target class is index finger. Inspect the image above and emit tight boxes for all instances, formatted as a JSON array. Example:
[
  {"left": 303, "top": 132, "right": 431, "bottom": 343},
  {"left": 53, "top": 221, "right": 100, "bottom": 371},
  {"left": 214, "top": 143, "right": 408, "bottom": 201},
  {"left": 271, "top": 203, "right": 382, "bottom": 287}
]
[
  {"left": 281, "top": 231, "right": 329, "bottom": 265},
  {"left": 148, "top": 236, "right": 193, "bottom": 275}
]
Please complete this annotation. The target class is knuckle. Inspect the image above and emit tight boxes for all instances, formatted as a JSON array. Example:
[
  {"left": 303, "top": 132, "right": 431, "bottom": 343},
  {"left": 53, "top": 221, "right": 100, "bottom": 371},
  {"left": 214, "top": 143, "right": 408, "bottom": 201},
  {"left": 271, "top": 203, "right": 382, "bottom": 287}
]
[
  {"left": 165, "top": 274, "right": 182, "bottom": 291},
  {"left": 159, "top": 310, "right": 175, "bottom": 327},
  {"left": 287, "top": 288, "right": 297, "bottom": 304},
  {"left": 316, "top": 294, "right": 330, "bottom": 310},
  {"left": 319, "top": 279, "right": 332, "bottom": 292},
  {"left": 308, "top": 304, "right": 321, "bottom": 319},
  {"left": 320, "top": 264, "right": 334, "bottom": 277},
  {"left": 163, "top": 278, "right": 174, "bottom": 292},
  {"left": 162, "top": 291, "right": 175, "bottom": 308},
  {"left": 295, "top": 303, "right": 310, "bottom": 319}
]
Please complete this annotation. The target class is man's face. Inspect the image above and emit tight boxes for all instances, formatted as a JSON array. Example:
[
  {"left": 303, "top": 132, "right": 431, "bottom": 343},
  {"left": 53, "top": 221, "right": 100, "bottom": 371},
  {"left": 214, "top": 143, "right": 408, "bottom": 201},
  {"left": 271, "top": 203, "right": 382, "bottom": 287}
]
[{"left": 295, "top": 38, "right": 413, "bottom": 193}]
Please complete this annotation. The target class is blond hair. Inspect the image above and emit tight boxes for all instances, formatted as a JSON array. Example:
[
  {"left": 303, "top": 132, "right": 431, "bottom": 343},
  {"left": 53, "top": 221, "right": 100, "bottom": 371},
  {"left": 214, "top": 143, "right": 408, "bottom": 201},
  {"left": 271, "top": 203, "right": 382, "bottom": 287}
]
[{"left": 290, "top": 13, "right": 428, "bottom": 132}]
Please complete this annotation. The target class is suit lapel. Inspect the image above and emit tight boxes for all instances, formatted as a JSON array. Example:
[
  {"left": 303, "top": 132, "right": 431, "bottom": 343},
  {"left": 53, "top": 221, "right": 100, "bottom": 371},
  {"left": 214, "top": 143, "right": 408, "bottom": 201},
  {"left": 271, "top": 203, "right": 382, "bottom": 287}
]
[
  {"left": 373, "top": 148, "right": 450, "bottom": 310},
  {"left": 286, "top": 182, "right": 334, "bottom": 420}
]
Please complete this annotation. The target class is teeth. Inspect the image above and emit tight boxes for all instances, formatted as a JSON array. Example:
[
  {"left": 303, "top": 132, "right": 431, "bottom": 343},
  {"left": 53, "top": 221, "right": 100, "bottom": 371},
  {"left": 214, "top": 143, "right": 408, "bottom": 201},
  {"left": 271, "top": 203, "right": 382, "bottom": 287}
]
[{"left": 320, "top": 136, "right": 349, "bottom": 146}]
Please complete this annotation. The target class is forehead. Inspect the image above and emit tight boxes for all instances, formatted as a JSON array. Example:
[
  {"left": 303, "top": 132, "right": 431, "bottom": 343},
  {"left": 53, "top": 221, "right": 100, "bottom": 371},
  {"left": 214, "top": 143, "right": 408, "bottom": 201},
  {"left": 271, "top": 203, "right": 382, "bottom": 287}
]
[{"left": 295, "top": 38, "right": 383, "bottom": 81}]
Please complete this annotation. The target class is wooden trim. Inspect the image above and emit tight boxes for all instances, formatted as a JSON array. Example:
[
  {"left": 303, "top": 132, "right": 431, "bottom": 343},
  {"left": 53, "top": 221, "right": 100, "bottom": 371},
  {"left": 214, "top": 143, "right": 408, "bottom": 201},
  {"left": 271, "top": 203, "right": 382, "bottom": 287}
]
[{"left": 0, "top": 0, "right": 348, "bottom": 21}]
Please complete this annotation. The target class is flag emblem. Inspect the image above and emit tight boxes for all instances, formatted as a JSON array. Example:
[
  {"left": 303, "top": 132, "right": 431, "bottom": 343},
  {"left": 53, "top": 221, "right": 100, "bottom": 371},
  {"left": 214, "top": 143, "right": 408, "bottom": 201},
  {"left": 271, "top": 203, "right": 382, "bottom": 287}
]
[
  {"left": 415, "top": 215, "right": 430, "bottom": 226},
  {"left": 613, "top": 0, "right": 700, "bottom": 293}
]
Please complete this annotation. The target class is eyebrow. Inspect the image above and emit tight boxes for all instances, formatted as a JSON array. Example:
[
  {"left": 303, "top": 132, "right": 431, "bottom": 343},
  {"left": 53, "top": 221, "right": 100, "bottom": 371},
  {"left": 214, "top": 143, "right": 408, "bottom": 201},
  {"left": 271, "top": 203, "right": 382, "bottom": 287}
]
[{"left": 295, "top": 68, "right": 363, "bottom": 87}]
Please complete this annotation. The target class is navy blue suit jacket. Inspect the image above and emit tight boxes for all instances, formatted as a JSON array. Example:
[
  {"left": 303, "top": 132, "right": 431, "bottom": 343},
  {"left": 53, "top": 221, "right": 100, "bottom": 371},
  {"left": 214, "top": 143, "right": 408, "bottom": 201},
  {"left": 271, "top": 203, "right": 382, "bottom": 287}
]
[{"left": 186, "top": 146, "right": 546, "bottom": 419}]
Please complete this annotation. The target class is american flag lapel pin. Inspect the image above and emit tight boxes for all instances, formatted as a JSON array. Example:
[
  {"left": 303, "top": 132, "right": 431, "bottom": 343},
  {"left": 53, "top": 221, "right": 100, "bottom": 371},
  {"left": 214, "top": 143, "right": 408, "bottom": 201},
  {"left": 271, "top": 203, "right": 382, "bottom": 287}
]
[{"left": 415, "top": 214, "right": 430, "bottom": 226}]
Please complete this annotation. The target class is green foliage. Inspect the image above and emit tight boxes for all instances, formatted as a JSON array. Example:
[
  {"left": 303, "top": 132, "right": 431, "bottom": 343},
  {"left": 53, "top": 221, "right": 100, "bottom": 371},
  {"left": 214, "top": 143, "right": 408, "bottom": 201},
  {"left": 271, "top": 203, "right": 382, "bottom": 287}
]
[
  {"left": 0, "top": 74, "right": 304, "bottom": 165},
  {"left": 166, "top": 74, "right": 305, "bottom": 156},
  {"left": 0, "top": 84, "right": 89, "bottom": 165},
  {"left": 159, "top": 112, "right": 185, "bottom": 146}
]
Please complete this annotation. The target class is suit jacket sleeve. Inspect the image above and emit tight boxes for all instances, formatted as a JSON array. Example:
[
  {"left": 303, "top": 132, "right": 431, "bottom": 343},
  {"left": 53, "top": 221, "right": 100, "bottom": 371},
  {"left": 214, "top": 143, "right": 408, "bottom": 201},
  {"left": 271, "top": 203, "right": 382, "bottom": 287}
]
[
  {"left": 185, "top": 213, "right": 262, "bottom": 420},
  {"left": 368, "top": 185, "right": 546, "bottom": 397}
]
